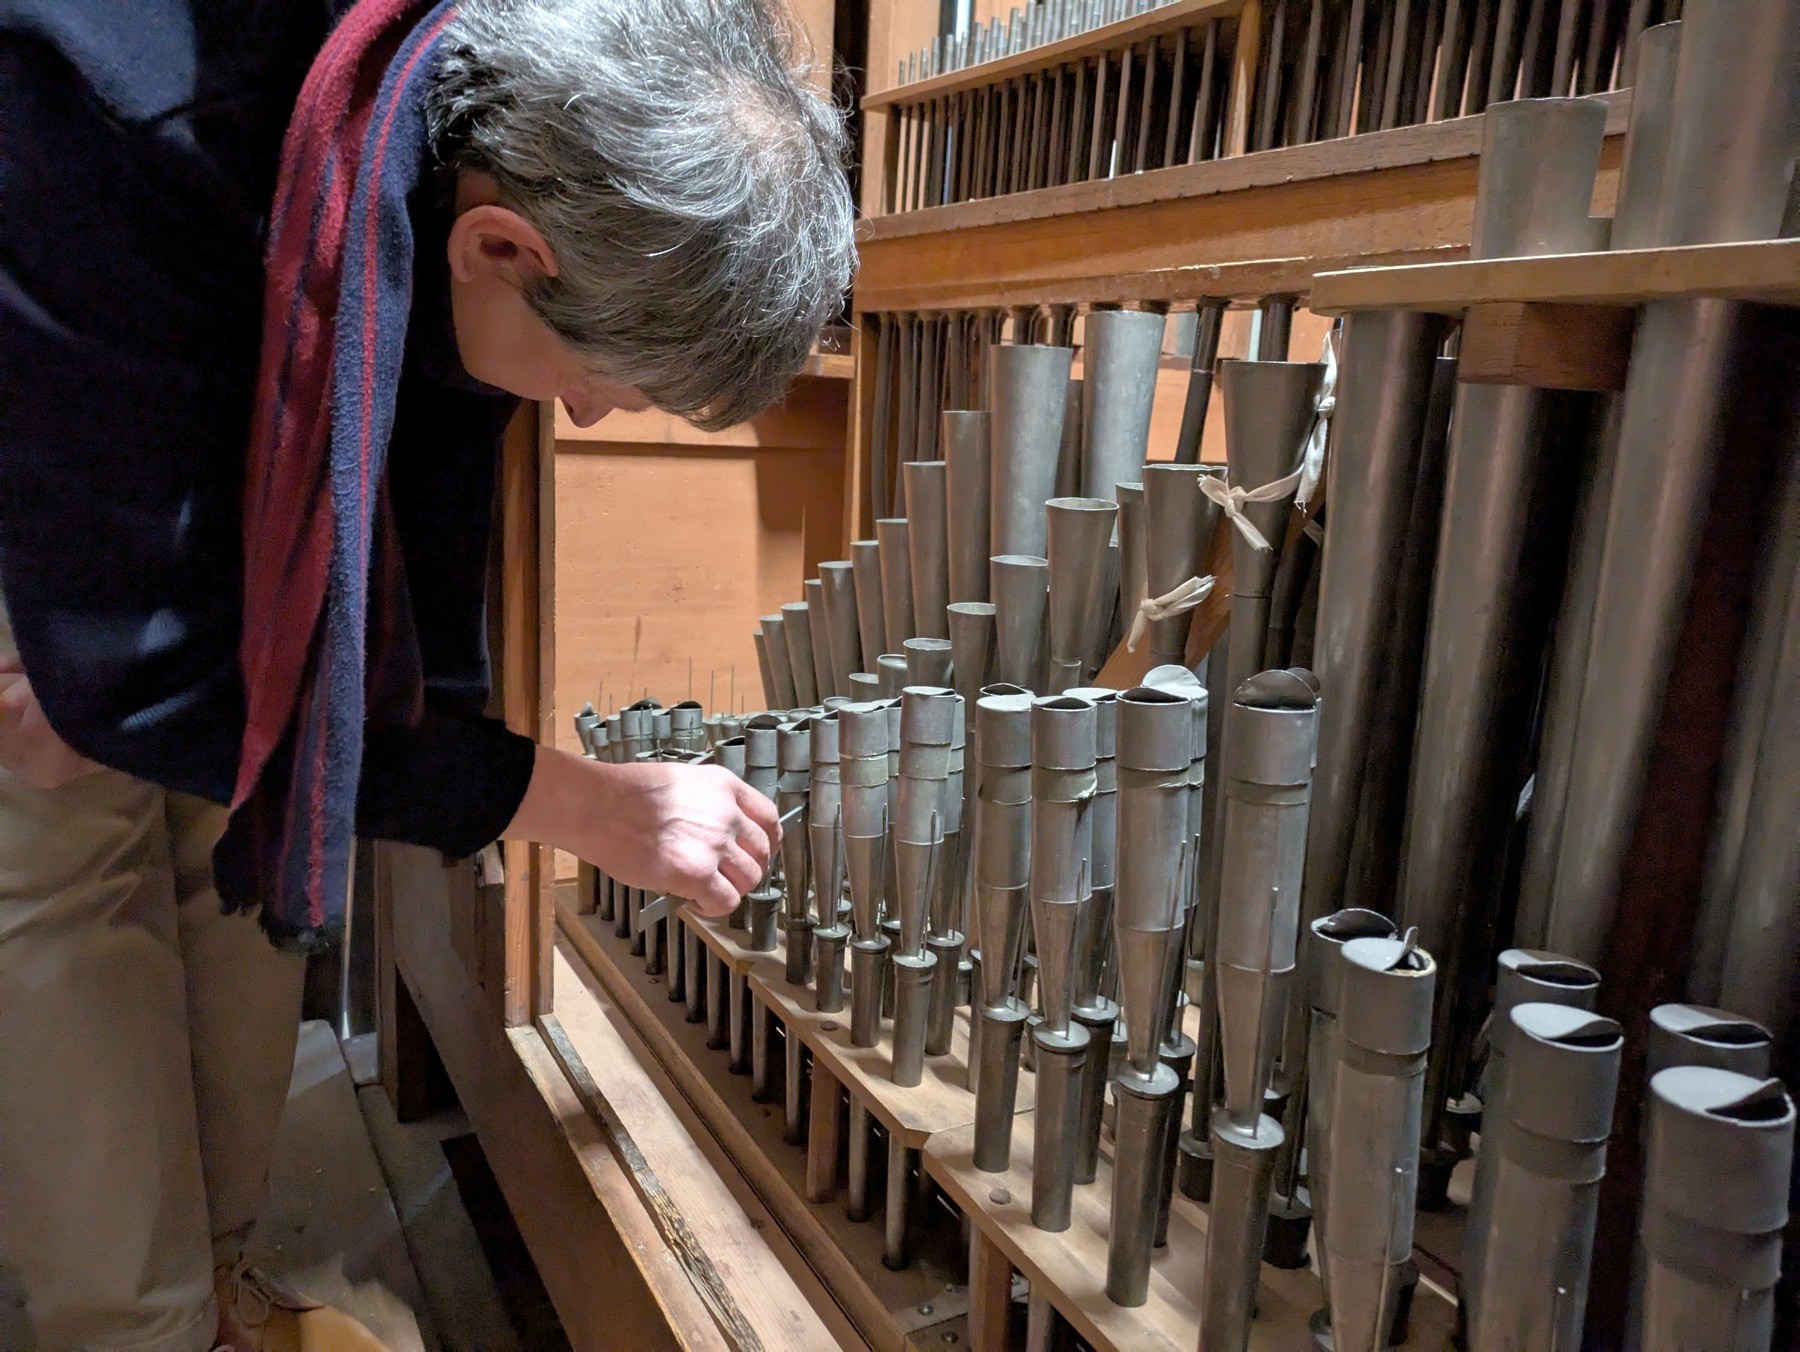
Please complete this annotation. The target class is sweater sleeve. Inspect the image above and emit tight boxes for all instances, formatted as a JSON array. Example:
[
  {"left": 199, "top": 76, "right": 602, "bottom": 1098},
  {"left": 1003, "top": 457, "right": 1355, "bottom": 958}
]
[{"left": 356, "top": 707, "right": 536, "bottom": 856}]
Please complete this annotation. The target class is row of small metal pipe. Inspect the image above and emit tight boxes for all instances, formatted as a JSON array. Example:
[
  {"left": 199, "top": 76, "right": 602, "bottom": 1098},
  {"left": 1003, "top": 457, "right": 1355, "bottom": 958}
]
[{"left": 881, "top": 0, "right": 1681, "bottom": 215}]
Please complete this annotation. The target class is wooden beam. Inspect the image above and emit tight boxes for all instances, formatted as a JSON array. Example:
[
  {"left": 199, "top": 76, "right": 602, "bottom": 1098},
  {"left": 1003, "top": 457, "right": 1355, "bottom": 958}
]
[
  {"left": 804, "top": 1064, "right": 843, "bottom": 1202},
  {"left": 1458, "top": 301, "right": 1637, "bottom": 391},
  {"left": 1311, "top": 236, "right": 1800, "bottom": 314},
  {"left": 966, "top": 1232, "right": 1015, "bottom": 1352}
]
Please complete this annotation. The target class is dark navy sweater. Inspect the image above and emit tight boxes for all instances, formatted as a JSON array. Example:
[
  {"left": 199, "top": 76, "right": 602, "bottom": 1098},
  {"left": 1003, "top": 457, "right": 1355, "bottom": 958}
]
[{"left": 0, "top": 0, "right": 535, "bottom": 853}]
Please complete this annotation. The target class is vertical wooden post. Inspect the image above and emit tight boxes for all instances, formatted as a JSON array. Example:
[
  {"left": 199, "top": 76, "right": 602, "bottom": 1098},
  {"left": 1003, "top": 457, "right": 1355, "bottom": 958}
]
[
  {"left": 499, "top": 401, "right": 557, "bottom": 1027},
  {"left": 1224, "top": 0, "right": 1265, "bottom": 158},
  {"left": 967, "top": 1229, "right": 1015, "bottom": 1352},
  {"left": 845, "top": 312, "right": 882, "bottom": 551}
]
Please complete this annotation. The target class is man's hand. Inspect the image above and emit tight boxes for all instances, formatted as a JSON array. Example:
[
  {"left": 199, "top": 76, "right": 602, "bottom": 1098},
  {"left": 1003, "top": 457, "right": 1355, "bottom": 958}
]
[
  {"left": 506, "top": 746, "right": 779, "bottom": 918},
  {"left": 0, "top": 657, "right": 96, "bottom": 790}
]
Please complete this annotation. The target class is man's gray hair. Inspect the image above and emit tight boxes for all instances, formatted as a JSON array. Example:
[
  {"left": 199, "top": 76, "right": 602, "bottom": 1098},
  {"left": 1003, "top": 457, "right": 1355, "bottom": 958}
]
[{"left": 428, "top": 0, "right": 856, "bottom": 428}]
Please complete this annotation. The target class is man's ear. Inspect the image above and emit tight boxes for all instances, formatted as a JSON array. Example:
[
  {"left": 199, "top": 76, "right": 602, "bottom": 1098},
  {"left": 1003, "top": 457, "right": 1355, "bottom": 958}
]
[{"left": 447, "top": 204, "right": 560, "bottom": 287}]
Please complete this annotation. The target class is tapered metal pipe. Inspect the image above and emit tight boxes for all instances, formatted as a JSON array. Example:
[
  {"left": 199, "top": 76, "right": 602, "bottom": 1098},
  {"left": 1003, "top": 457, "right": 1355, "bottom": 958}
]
[
  {"left": 1029, "top": 695, "right": 1097, "bottom": 1038},
  {"left": 876, "top": 518, "right": 916, "bottom": 654},
  {"left": 1198, "top": 1110, "right": 1284, "bottom": 1352},
  {"left": 1030, "top": 1022, "right": 1090, "bottom": 1231},
  {"left": 945, "top": 411, "right": 993, "bottom": 605},
  {"left": 841, "top": 701, "right": 890, "bottom": 1045},
  {"left": 778, "top": 719, "right": 815, "bottom": 986},
  {"left": 1214, "top": 671, "right": 1319, "bottom": 1130},
  {"left": 1302, "top": 908, "right": 1399, "bottom": 1314},
  {"left": 947, "top": 603, "right": 996, "bottom": 698},
  {"left": 1463, "top": 948, "right": 1601, "bottom": 1330},
  {"left": 818, "top": 562, "right": 864, "bottom": 697},
  {"left": 1116, "top": 482, "right": 1148, "bottom": 651},
  {"left": 851, "top": 540, "right": 889, "bottom": 675},
  {"left": 1063, "top": 688, "right": 1118, "bottom": 1185},
  {"left": 743, "top": 715, "right": 784, "bottom": 951},
  {"left": 973, "top": 690, "right": 1036, "bottom": 1171},
  {"left": 803, "top": 581, "right": 837, "bottom": 701},
  {"left": 1466, "top": 1005, "right": 1622, "bottom": 1352},
  {"left": 902, "top": 636, "right": 954, "bottom": 690},
  {"left": 926, "top": 696, "right": 969, "bottom": 1056},
  {"left": 1045, "top": 497, "right": 1119, "bottom": 689},
  {"left": 809, "top": 712, "right": 847, "bottom": 1011},
  {"left": 1636, "top": 1068, "right": 1793, "bottom": 1352},
  {"left": 1215, "top": 357, "right": 1327, "bottom": 721},
  {"left": 1300, "top": 310, "right": 1448, "bottom": 932},
  {"left": 1081, "top": 309, "right": 1164, "bottom": 504},
  {"left": 759, "top": 616, "right": 799, "bottom": 716},
  {"left": 991, "top": 553, "right": 1050, "bottom": 691},
  {"left": 1324, "top": 935, "right": 1436, "bottom": 1352},
  {"left": 1140, "top": 463, "right": 1225, "bottom": 665},
  {"left": 904, "top": 461, "right": 952, "bottom": 639},
  {"left": 990, "top": 344, "right": 1077, "bottom": 558},
  {"left": 780, "top": 602, "right": 819, "bottom": 707},
  {"left": 1647, "top": 1004, "right": 1772, "bottom": 1081},
  {"left": 1055, "top": 376, "right": 1083, "bottom": 498},
  {"left": 753, "top": 633, "right": 779, "bottom": 716},
  {"left": 891, "top": 687, "right": 956, "bottom": 1085}
]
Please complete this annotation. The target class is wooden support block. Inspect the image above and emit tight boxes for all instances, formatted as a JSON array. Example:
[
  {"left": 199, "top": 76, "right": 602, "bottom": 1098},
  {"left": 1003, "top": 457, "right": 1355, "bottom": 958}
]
[
  {"left": 806, "top": 1063, "right": 843, "bottom": 1202},
  {"left": 1458, "top": 301, "right": 1636, "bottom": 392},
  {"left": 967, "top": 1230, "right": 1015, "bottom": 1352}
]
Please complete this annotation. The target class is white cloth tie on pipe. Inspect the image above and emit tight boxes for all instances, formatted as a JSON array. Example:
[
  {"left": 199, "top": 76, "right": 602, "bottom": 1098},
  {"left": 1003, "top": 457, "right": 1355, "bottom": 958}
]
[
  {"left": 1198, "top": 470, "right": 1304, "bottom": 554},
  {"left": 1295, "top": 327, "right": 1338, "bottom": 511},
  {"left": 1126, "top": 574, "right": 1217, "bottom": 652}
]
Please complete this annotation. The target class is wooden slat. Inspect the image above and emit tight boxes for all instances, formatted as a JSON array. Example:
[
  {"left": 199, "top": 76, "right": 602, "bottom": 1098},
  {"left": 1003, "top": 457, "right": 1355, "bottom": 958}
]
[
  {"left": 1311, "top": 236, "right": 1800, "bottom": 314},
  {"left": 864, "top": 0, "right": 1249, "bottom": 110},
  {"left": 966, "top": 1232, "right": 1015, "bottom": 1352},
  {"left": 804, "top": 1063, "right": 843, "bottom": 1202},
  {"left": 1458, "top": 301, "right": 1637, "bottom": 391},
  {"left": 1222, "top": 0, "right": 1262, "bottom": 158},
  {"left": 559, "top": 903, "right": 969, "bottom": 1351}
]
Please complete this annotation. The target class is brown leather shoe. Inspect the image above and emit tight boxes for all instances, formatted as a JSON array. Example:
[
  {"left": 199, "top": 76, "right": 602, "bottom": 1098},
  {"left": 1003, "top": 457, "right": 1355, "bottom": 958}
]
[{"left": 215, "top": 1262, "right": 391, "bottom": 1352}]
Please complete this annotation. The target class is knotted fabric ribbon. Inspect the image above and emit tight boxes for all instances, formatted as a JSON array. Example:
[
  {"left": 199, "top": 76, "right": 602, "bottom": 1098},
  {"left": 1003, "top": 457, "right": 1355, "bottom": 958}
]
[
  {"left": 1295, "top": 327, "right": 1338, "bottom": 511},
  {"left": 1126, "top": 575, "right": 1217, "bottom": 652},
  {"left": 1198, "top": 471, "right": 1305, "bottom": 554}
]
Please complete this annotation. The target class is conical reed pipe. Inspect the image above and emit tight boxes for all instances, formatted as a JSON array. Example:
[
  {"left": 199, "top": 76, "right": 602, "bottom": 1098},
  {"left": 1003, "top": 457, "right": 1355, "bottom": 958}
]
[
  {"left": 752, "top": 633, "right": 779, "bottom": 710},
  {"left": 1061, "top": 687, "right": 1117, "bottom": 1186},
  {"left": 1214, "top": 671, "right": 1319, "bottom": 1130},
  {"left": 851, "top": 540, "right": 889, "bottom": 674},
  {"left": 779, "top": 602, "right": 819, "bottom": 708},
  {"left": 760, "top": 614, "right": 798, "bottom": 710},
  {"left": 839, "top": 701, "right": 890, "bottom": 1040},
  {"left": 973, "top": 689, "right": 1035, "bottom": 1014},
  {"left": 818, "top": 562, "right": 864, "bottom": 696},
  {"left": 876, "top": 519, "right": 916, "bottom": 654},
  {"left": 1302, "top": 908, "right": 1399, "bottom": 1314},
  {"left": 1635, "top": 1068, "right": 1793, "bottom": 1352},
  {"left": 1140, "top": 463, "right": 1226, "bottom": 665},
  {"left": 1055, "top": 376, "right": 1083, "bottom": 499},
  {"left": 875, "top": 653, "right": 907, "bottom": 698},
  {"left": 1045, "top": 497, "right": 1118, "bottom": 690},
  {"left": 803, "top": 580, "right": 837, "bottom": 701},
  {"left": 1116, "top": 482, "right": 1148, "bottom": 652},
  {"left": 1215, "top": 357, "right": 1327, "bottom": 707},
  {"left": 1324, "top": 935, "right": 1436, "bottom": 1352},
  {"left": 925, "top": 695, "right": 969, "bottom": 1056},
  {"left": 742, "top": 714, "right": 784, "bottom": 951},
  {"left": 903, "top": 637, "right": 953, "bottom": 689},
  {"left": 777, "top": 719, "right": 815, "bottom": 986},
  {"left": 947, "top": 603, "right": 995, "bottom": 701},
  {"left": 990, "top": 554, "right": 1049, "bottom": 692},
  {"left": 944, "top": 411, "right": 992, "bottom": 605},
  {"left": 1080, "top": 309, "right": 1164, "bottom": 504},
  {"left": 809, "top": 714, "right": 847, "bottom": 1011},
  {"left": 1463, "top": 949, "right": 1600, "bottom": 1330},
  {"left": 1646, "top": 1004, "right": 1772, "bottom": 1081},
  {"left": 1198, "top": 1110, "right": 1284, "bottom": 1352},
  {"left": 904, "top": 461, "right": 951, "bottom": 639},
  {"left": 989, "top": 343, "right": 1076, "bottom": 558},
  {"left": 1028, "top": 695, "right": 1097, "bottom": 1038},
  {"left": 1466, "top": 1005, "right": 1622, "bottom": 1352}
]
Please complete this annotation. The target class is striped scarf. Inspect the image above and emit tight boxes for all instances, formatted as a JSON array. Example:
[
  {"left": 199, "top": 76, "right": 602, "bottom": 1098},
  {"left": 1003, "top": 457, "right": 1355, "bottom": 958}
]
[{"left": 217, "top": 0, "right": 454, "bottom": 950}]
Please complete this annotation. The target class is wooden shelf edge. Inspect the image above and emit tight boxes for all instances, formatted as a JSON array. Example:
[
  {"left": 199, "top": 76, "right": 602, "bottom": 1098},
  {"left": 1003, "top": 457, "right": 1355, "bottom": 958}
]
[
  {"left": 1311, "top": 237, "right": 1800, "bottom": 315},
  {"left": 863, "top": 0, "right": 1247, "bottom": 110}
]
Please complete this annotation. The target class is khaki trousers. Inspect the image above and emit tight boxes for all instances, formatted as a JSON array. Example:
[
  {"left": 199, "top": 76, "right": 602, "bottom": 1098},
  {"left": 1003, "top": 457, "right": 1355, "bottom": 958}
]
[{"left": 0, "top": 606, "right": 306, "bottom": 1351}]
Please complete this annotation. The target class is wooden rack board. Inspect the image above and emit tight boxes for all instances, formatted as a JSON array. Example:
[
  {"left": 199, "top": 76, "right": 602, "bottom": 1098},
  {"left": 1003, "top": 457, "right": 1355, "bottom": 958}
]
[
  {"left": 559, "top": 899, "right": 973, "bottom": 1352},
  {"left": 1309, "top": 236, "right": 1800, "bottom": 314},
  {"left": 864, "top": 0, "right": 1249, "bottom": 109},
  {"left": 928, "top": 1114, "right": 1461, "bottom": 1352}
]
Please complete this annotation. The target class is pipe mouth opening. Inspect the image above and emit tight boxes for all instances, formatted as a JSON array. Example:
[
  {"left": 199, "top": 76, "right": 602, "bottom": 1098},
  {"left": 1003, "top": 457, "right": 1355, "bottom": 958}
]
[
  {"left": 1693, "top": 1022, "right": 1773, "bottom": 1048},
  {"left": 1517, "top": 959, "right": 1600, "bottom": 989},
  {"left": 1038, "top": 695, "right": 1095, "bottom": 711},
  {"left": 1047, "top": 497, "right": 1119, "bottom": 513},
  {"left": 1549, "top": 1024, "right": 1624, "bottom": 1050},
  {"left": 1122, "top": 687, "right": 1190, "bottom": 705},
  {"left": 1234, "top": 670, "right": 1318, "bottom": 710},
  {"left": 1711, "top": 1081, "right": 1795, "bottom": 1125},
  {"left": 1315, "top": 909, "right": 1397, "bottom": 942}
]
